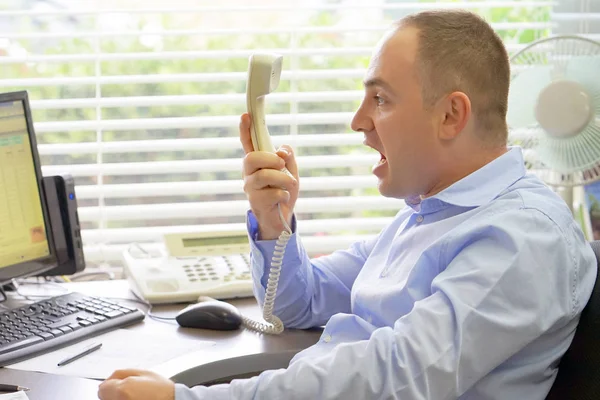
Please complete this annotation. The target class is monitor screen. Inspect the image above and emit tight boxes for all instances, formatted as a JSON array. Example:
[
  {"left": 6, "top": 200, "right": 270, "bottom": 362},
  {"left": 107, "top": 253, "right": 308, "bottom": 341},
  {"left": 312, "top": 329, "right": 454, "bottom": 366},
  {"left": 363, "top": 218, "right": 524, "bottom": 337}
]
[{"left": 0, "top": 92, "right": 55, "bottom": 283}]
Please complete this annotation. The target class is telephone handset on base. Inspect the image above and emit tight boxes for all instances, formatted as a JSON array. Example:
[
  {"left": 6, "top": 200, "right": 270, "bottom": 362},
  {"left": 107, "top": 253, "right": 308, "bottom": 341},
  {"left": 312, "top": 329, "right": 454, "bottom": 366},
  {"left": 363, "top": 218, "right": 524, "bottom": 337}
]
[{"left": 241, "top": 53, "right": 292, "bottom": 335}]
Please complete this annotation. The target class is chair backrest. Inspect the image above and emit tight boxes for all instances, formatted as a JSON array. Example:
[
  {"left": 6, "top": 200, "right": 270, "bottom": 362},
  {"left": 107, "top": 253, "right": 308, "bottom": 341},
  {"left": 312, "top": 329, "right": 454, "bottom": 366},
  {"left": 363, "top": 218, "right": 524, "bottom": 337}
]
[{"left": 546, "top": 240, "right": 600, "bottom": 400}]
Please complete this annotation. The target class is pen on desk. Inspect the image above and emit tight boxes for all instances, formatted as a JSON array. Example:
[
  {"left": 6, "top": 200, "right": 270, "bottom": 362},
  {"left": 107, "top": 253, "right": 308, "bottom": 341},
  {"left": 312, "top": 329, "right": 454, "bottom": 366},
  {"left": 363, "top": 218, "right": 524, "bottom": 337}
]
[
  {"left": 0, "top": 384, "right": 29, "bottom": 392},
  {"left": 57, "top": 342, "right": 102, "bottom": 367}
]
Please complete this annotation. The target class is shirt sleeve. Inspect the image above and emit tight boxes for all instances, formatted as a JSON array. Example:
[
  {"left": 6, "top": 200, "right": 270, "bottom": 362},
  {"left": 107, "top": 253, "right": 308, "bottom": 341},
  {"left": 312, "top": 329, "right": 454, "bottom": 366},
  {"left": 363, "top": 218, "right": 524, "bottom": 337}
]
[
  {"left": 176, "top": 207, "right": 597, "bottom": 400},
  {"left": 246, "top": 211, "right": 378, "bottom": 329}
]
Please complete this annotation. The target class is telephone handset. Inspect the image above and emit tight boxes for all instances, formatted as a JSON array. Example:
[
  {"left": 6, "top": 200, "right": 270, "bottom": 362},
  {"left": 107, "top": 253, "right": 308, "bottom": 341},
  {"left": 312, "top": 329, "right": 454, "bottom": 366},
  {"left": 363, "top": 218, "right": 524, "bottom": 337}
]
[
  {"left": 247, "top": 53, "right": 282, "bottom": 154},
  {"left": 247, "top": 54, "right": 295, "bottom": 181},
  {"left": 239, "top": 53, "right": 292, "bottom": 335}
]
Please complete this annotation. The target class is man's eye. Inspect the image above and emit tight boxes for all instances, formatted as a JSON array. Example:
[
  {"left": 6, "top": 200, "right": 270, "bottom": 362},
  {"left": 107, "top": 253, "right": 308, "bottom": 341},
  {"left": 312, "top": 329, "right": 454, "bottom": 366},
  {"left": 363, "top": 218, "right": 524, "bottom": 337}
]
[{"left": 374, "top": 95, "right": 385, "bottom": 106}]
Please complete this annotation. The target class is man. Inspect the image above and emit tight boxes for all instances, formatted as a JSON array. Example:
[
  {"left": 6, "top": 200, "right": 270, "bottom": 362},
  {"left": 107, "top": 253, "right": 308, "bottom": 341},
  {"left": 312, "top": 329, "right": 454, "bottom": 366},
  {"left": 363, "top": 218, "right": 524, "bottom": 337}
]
[{"left": 98, "top": 10, "right": 597, "bottom": 400}]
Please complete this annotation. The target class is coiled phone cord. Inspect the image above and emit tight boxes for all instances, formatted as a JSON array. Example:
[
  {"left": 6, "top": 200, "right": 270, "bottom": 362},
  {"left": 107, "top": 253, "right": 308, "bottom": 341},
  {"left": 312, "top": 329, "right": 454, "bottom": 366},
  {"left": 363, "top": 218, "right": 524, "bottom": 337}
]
[{"left": 241, "top": 203, "right": 291, "bottom": 335}]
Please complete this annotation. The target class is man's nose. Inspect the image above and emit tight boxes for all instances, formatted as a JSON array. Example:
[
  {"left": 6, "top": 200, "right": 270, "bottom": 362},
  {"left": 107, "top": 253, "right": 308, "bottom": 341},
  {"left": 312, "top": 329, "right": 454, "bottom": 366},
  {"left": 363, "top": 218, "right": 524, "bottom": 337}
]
[{"left": 350, "top": 102, "right": 374, "bottom": 133}]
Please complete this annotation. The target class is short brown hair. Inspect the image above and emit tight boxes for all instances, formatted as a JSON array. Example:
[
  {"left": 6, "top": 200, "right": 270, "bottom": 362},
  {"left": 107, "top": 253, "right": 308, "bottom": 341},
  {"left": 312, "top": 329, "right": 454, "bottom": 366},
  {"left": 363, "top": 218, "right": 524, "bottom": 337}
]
[{"left": 398, "top": 10, "right": 510, "bottom": 144}]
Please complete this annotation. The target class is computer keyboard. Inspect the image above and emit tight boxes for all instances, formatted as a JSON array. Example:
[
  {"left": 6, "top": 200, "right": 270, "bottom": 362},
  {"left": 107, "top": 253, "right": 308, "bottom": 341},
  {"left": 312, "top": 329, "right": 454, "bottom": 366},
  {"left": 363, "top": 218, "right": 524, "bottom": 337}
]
[{"left": 0, "top": 292, "right": 145, "bottom": 366}]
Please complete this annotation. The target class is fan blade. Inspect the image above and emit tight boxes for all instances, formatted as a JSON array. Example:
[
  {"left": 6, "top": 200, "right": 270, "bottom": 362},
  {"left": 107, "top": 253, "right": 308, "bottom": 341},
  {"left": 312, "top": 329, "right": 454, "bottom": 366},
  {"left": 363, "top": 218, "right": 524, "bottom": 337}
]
[
  {"left": 565, "top": 55, "right": 600, "bottom": 75},
  {"left": 537, "top": 123, "right": 600, "bottom": 174},
  {"left": 565, "top": 55, "right": 600, "bottom": 99},
  {"left": 507, "top": 66, "right": 552, "bottom": 129}
]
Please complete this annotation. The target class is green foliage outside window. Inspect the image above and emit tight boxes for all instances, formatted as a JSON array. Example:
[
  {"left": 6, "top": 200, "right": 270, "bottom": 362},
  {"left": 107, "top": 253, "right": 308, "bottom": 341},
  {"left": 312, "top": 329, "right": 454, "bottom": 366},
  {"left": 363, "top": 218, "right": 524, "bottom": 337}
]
[{"left": 2, "top": 3, "right": 551, "bottom": 229}]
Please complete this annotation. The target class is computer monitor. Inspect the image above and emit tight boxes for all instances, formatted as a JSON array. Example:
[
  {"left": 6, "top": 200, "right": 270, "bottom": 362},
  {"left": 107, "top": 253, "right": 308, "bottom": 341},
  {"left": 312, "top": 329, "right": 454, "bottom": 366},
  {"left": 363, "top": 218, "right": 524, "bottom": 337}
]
[{"left": 0, "top": 91, "right": 56, "bottom": 284}]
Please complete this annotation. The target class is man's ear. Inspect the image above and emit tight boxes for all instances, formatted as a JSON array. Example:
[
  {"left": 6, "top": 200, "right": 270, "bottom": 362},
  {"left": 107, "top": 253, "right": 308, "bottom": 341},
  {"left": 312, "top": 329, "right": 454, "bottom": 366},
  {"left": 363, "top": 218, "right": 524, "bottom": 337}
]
[{"left": 437, "top": 91, "right": 471, "bottom": 140}]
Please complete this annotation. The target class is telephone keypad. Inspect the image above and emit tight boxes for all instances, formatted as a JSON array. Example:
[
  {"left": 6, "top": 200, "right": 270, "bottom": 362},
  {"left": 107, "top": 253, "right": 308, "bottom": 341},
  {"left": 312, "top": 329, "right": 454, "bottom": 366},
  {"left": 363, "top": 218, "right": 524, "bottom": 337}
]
[{"left": 177, "top": 254, "right": 252, "bottom": 285}]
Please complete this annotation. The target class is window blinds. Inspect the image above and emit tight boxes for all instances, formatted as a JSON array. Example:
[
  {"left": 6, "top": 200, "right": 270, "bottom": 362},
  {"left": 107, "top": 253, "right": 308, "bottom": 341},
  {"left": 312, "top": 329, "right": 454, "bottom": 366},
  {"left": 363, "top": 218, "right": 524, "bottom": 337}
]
[
  {"left": 551, "top": 0, "right": 600, "bottom": 38},
  {"left": 0, "top": 1, "right": 554, "bottom": 268}
]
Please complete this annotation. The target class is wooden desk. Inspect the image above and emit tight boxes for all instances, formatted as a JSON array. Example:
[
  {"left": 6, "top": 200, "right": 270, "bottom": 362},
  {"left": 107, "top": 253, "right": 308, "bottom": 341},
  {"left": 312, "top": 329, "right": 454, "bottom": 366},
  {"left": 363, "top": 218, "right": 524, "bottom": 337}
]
[{"left": 0, "top": 280, "right": 321, "bottom": 399}]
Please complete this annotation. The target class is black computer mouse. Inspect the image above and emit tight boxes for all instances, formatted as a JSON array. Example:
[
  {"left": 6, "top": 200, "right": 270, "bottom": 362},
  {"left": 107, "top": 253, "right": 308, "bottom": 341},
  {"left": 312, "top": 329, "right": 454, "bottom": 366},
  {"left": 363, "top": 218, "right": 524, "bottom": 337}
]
[{"left": 175, "top": 300, "right": 243, "bottom": 331}]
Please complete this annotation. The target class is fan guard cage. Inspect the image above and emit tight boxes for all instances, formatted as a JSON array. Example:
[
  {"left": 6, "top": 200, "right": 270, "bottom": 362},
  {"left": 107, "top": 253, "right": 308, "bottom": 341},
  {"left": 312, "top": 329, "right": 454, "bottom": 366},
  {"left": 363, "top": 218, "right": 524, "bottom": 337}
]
[{"left": 508, "top": 35, "right": 600, "bottom": 187}]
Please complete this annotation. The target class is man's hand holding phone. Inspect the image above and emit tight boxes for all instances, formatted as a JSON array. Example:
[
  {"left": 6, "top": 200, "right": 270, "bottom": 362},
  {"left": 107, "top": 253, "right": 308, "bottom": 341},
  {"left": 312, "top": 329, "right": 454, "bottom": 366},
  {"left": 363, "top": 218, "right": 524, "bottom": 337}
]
[{"left": 240, "top": 113, "right": 299, "bottom": 240}]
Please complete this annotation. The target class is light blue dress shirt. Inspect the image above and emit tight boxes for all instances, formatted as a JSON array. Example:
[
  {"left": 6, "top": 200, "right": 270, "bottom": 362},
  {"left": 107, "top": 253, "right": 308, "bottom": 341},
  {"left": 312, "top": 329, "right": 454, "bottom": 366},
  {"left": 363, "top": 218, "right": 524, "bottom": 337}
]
[{"left": 176, "top": 147, "right": 597, "bottom": 400}]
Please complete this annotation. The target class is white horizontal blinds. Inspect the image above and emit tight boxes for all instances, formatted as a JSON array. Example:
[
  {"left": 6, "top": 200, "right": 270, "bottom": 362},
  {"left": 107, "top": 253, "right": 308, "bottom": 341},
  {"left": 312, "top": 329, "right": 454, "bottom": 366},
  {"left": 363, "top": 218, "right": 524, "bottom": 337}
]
[
  {"left": 552, "top": 1, "right": 600, "bottom": 38},
  {"left": 0, "top": 1, "right": 553, "bottom": 266}
]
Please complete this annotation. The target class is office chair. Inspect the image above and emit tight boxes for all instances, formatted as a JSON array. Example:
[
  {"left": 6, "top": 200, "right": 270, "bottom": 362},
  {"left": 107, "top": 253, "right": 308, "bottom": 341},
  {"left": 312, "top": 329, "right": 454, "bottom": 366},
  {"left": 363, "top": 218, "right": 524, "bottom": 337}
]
[{"left": 545, "top": 240, "right": 600, "bottom": 400}]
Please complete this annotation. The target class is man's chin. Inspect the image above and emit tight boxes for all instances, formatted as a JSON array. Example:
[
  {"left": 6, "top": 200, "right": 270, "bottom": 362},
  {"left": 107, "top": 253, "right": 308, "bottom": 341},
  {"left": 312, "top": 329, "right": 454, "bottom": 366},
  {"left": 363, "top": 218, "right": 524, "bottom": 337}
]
[
  {"left": 377, "top": 179, "right": 419, "bottom": 200},
  {"left": 376, "top": 181, "right": 407, "bottom": 199}
]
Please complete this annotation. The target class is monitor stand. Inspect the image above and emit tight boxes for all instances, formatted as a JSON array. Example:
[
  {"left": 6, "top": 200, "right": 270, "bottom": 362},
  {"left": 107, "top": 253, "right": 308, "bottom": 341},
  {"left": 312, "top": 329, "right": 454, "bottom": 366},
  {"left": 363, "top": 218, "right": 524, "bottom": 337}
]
[
  {"left": 0, "top": 282, "right": 16, "bottom": 303},
  {"left": 0, "top": 281, "right": 25, "bottom": 304}
]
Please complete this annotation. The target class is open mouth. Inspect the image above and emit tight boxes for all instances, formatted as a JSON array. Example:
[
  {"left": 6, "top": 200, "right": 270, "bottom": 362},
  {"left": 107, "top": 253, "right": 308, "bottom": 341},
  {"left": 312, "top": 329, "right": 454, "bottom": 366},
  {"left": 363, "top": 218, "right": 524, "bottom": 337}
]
[
  {"left": 372, "top": 152, "right": 387, "bottom": 174},
  {"left": 363, "top": 138, "right": 387, "bottom": 170}
]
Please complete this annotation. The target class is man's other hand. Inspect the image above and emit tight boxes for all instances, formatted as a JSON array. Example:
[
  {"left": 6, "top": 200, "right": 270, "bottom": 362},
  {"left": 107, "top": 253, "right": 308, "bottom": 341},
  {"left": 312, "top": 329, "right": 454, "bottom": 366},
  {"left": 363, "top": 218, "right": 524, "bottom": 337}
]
[{"left": 98, "top": 369, "right": 175, "bottom": 400}]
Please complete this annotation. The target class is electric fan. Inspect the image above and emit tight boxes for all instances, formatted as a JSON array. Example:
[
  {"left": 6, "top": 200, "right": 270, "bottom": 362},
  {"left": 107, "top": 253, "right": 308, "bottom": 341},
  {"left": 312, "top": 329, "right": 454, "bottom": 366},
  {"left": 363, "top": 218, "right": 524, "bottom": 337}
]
[{"left": 507, "top": 35, "right": 600, "bottom": 210}]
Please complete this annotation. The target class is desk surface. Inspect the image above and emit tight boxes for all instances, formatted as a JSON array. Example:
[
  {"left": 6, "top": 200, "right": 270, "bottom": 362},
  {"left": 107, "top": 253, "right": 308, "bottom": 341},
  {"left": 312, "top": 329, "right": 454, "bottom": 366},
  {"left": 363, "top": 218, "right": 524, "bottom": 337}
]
[{"left": 0, "top": 280, "right": 321, "bottom": 400}]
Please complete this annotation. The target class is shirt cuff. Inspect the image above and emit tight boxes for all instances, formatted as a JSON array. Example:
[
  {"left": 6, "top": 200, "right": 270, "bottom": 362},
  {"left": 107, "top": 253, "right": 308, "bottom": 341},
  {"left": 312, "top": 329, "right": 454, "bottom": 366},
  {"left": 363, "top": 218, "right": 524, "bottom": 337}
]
[
  {"left": 245, "top": 210, "right": 303, "bottom": 289},
  {"left": 246, "top": 209, "right": 299, "bottom": 269},
  {"left": 175, "top": 383, "right": 230, "bottom": 400},
  {"left": 245, "top": 209, "right": 297, "bottom": 241}
]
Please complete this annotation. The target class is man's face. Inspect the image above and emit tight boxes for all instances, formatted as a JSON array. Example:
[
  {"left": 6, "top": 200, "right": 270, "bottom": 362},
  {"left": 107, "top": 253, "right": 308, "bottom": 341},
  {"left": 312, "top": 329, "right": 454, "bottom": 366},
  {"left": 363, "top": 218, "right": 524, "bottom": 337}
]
[{"left": 351, "top": 27, "right": 441, "bottom": 199}]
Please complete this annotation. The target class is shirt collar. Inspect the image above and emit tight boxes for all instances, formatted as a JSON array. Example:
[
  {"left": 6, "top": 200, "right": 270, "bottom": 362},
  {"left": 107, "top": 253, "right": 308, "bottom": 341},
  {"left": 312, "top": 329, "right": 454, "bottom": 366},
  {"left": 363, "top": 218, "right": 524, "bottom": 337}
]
[{"left": 407, "top": 147, "right": 526, "bottom": 213}]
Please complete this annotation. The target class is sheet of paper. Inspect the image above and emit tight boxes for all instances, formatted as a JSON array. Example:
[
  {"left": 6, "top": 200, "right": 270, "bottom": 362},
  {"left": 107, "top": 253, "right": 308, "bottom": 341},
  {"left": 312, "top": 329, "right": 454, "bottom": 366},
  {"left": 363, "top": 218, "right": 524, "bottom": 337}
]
[
  {"left": 0, "top": 392, "right": 29, "bottom": 400},
  {"left": 6, "top": 329, "right": 215, "bottom": 380}
]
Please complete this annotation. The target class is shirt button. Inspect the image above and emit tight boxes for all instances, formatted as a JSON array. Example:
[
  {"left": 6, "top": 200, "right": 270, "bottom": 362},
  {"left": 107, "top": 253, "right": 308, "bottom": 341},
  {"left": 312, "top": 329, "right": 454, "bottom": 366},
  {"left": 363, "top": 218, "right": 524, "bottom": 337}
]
[
  {"left": 323, "top": 334, "right": 332, "bottom": 343},
  {"left": 415, "top": 215, "right": 424, "bottom": 223}
]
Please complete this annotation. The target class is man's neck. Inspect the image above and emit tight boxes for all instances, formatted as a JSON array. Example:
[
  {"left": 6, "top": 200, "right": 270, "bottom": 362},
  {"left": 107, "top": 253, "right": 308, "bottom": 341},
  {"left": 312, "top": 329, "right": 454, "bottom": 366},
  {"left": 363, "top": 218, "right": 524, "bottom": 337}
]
[{"left": 422, "top": 146, "right": 508, "bottom": 199}]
